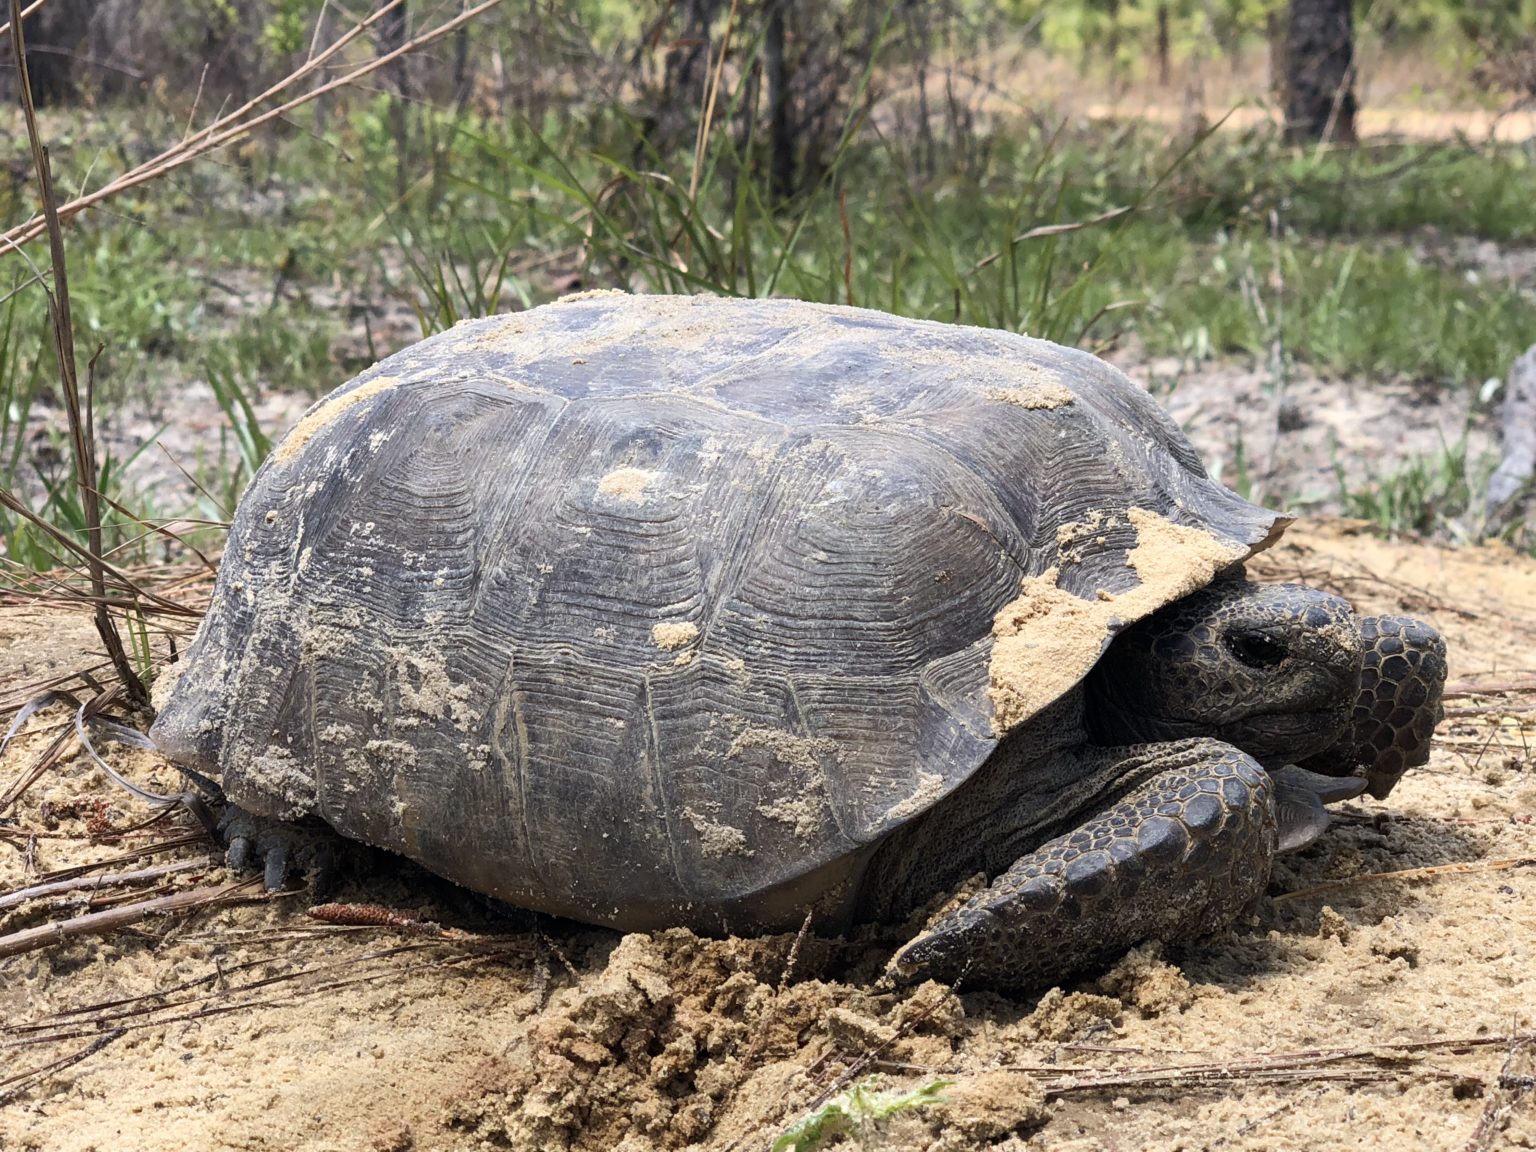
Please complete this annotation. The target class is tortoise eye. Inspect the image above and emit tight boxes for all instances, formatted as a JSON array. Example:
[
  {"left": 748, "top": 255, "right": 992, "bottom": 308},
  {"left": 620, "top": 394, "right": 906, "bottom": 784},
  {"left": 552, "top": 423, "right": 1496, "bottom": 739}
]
[{"left": 1228, "top": 630, "right": 1288, "bottom": 668}]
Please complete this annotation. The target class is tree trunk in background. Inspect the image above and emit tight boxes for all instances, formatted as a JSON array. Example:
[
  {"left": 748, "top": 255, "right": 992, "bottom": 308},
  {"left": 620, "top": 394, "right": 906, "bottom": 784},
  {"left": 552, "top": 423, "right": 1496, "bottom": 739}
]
[
  {"left": 1283, "top": 0, "right": 1357, "bottom": 144},
  {"left": 20, "top": 1, "right": 88, "bottom": 105},
  {"left": 765, "top": 0, "right": 794, "bottom": 203},
  {"left": 379, "top": 0, "right": 411, "bottom": 201},
  {"left": 645, "top": 0, "right": 720, "bottom": 155},
  {"left": 664, "top": 0, "right": 717, "bottom": 110},
  {"left": 1155, "top": 4, "right": 1170, "bottom": 87},
  {"left": 909, "top": 0, "right": 934, "bottom": 177},
  {"left": 453, "top": 24, "right": 472, "bottom": 114}
]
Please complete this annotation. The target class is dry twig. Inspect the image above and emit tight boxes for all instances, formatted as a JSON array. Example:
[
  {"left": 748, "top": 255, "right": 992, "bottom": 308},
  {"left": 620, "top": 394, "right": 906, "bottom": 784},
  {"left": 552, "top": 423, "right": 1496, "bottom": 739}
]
[
  {"left": 880, "top": 1032, "right": 1528, "bottom": 1101},
  {"left": 1275, "top": 856, "right": 1536, "bottom": 904},
  {"left": 0, "top": 1029, "right": 126, "bottom": 1107},
  {"left": 0, "top": 877, "right": 263, "bottom": 959},
  {"left": 0, "top": 857, "right": 213, "bottom": 913},
  {"left": 7, "top": 0, "right": 145, "bottom": 704}
]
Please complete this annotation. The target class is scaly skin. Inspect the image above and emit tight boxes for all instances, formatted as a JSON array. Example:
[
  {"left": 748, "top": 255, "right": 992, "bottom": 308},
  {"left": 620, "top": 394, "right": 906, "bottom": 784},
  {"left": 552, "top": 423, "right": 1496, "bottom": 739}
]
[
  {"left": 892, "top": 740, "right": 1274, "bottom": 989},
  {"left": 890, "top": 580, "right": 1447, "bottom": 989},
  {"left": 1299, "top": 615, "right": 1448, "bottom": 799}
]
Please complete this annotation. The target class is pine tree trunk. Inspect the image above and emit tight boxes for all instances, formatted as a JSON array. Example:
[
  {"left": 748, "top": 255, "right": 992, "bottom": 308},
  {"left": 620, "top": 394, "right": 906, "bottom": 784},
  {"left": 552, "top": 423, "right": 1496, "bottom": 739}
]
[
  {"left": 379, "top": 1, "right": 411, "bottom": 201},
  {"left": 765, "top": 0, "right": 794, "bottom": 202},
  {"left": 1283, "top": 0, "right": 1357, "bottom": 144},
  {"left": 1156, "top": 4, "right": 1170, "bottom": 87}
]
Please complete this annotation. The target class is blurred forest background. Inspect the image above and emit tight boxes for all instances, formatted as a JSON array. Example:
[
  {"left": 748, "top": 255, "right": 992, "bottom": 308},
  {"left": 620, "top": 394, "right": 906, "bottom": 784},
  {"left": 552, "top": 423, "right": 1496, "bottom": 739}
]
[{"left": 2, "top": 0, "right": 1536, "bottom": 594}]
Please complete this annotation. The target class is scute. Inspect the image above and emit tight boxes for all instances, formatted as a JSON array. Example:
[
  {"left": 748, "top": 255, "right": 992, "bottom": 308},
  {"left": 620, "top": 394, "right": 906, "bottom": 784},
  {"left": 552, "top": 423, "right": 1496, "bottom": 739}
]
[{"left": 150, "top": 294, "right": 1285, "bottom": 932}]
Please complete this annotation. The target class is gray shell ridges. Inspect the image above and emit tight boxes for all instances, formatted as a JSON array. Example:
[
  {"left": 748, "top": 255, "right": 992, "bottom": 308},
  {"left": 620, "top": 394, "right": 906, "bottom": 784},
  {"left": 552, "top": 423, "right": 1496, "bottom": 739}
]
[{"left": 151, "top": 293, "right": 1284, "bottom": 930}]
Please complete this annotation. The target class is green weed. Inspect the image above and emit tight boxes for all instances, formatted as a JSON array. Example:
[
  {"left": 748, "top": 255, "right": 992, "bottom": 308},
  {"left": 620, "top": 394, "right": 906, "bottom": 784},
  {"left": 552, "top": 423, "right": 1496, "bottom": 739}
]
[
  {"left": 1333, "top": 432, "right": 1486, "bottom": 540},
  {"left": 771, "top": 1078, "right": 952, "bottom": 1152}
]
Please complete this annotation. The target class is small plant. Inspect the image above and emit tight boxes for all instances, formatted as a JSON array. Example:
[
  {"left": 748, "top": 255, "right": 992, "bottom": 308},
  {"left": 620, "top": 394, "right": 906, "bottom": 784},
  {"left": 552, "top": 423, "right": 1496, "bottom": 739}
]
[
  {"left": 770, "top": 1078, "right": 951, "bottom": 1152},
  {"left": 1333, "top": 432, "right": 1488, "bottom": 541}
]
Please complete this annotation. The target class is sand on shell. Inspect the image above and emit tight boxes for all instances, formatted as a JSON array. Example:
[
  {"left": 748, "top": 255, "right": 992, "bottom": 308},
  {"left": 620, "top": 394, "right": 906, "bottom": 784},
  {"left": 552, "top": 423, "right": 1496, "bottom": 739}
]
[{"left": 1, "top": 520, "right": 1534, "bottom": 1152}]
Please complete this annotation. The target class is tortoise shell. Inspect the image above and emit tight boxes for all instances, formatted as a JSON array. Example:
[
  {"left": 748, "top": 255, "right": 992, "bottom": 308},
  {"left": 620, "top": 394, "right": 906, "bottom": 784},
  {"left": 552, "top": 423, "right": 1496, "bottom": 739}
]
[{"left": 151, "top": 293, "right": 1284, "bottom": 929}]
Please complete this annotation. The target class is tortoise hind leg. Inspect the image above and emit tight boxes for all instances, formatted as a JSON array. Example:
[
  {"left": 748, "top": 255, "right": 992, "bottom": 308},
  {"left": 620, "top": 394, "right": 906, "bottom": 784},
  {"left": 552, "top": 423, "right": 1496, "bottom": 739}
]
[
  {"left": 221, "top": 805, "right": 343, "bottom": 896},
  {"left": 890, "top": 738, "right": 1276, "bottom": 990}
]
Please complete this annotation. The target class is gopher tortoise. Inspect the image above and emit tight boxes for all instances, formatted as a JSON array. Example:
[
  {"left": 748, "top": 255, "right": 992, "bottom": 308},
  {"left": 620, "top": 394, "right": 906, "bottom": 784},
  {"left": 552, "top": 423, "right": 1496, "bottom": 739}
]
[{"left": 151, "top": 293, "right": 1447, "bottom": 989}]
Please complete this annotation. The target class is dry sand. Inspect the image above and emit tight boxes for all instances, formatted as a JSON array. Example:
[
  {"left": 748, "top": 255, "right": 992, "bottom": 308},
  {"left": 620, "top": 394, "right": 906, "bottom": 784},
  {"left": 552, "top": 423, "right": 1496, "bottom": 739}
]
[{"left": 1, "top": 521, "right": 1534, "bottom": 1152}]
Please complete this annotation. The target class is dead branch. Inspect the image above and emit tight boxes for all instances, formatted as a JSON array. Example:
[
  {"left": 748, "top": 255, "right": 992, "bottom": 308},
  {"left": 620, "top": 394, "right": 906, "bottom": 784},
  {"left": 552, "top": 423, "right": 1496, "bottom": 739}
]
[
  {"left": 0, "top": 878, "right": 263, "bottom": 959},
  {"left": 0, "top": 857, "right": 213, "bottom": 913},
  {"left": 1275, "top": 856, "right": 1536, "bottom": 904}
]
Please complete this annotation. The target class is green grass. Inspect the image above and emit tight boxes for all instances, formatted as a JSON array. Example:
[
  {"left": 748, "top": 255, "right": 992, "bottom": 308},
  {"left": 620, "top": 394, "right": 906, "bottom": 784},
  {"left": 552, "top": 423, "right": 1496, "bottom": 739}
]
[
  {"left": 771, "top": 1078, "right": 951, "bottom": 1152},
  {"left": 4, "top": 97, "right": 1535, "bottom": 567},
  {"left": 1133, "top": 232, "right": 1536, "bottom": 385},
  {"left": 1335, "top": 432, "right": 1486, "bottom": 542}
]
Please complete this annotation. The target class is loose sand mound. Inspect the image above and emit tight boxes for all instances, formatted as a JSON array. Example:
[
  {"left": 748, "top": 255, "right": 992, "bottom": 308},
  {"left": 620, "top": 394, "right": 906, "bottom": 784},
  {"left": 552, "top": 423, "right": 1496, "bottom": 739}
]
[{"left": 1, "top": 521, "right": 1533, "bottom": 1152}]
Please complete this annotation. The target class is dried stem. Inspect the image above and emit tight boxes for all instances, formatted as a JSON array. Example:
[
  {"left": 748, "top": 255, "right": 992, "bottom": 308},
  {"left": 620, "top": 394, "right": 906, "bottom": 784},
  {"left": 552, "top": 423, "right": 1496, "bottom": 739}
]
[
  {"left": 1445, "top": 678, "right": 1536, "bottom": 698},
  {"left": 8, "top": 0, "right": 145, "bottom": 705},
  {"left": 1274, "top": 855, "right": 1536, "bottom": 904},
  {"left": 688, "top": 0, "right": 739, "bottom": 204},
  {"left": 880, "top": 1032, "right": 1528, "bottom": 1100},
  {"left": 0, "top": 488, "right": 199, "bottom": 615},
  {"left": 0, "top": 857, "right": 213, "bottom": 913},
  {"left": 0, "top": 721, "right": 74, "bottom": 817},
  {"left": 0, "top": 1029, "right": 126, "bottom": 1106},
  {"left": 0, "top": 878, "right": 264, "bottom": 960}
]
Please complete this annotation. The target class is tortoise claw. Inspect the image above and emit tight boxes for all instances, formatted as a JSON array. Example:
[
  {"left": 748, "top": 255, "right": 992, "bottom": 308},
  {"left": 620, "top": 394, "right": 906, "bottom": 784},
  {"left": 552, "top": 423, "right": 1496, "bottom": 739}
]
[
  {"left": 891, "top": 739, "right": 1277, "bottom": 990},
  {"left": 262, "top": 838, "right": 290, "bottom": 891},
  {"left": 218, "top": 806, "right": 342, "bottom": 897},
  {"left": 226, "top": 830, "right": 257, "bottom": 874},
  {"left": 1270, "top": 764, "right": 1368, "bottom": 854}
]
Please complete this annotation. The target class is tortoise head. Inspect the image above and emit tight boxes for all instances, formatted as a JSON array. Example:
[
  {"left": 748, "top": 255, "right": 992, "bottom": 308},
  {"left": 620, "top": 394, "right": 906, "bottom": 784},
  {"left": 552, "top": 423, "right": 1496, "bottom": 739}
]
[{"left": 1085, "top": 579, "right": 1366, "bottom": 767}]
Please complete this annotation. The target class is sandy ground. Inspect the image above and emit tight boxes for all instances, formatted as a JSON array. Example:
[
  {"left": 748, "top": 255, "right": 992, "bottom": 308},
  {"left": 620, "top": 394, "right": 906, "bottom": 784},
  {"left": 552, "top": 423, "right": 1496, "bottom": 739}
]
[
  {"left": 879, "top": 41, "right": 1536, "bottom": 144},
  {"left": 0, "top": 520, "right": 1534, "bottom": 1152}
]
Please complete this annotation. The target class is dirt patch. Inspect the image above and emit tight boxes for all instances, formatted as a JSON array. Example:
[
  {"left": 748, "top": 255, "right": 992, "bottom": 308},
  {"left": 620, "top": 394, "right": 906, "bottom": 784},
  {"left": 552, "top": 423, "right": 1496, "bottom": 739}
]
[
  {"left": 988, "top": 508, "right": 1252, "bottom": 733},
  {"left": 653, "top": 621, "right": 701, "bottom": 651},
  {"left": 599, "top": 466, "right": 659, "bottom": 502},
  {"left": 2, "top": 522, "right": 1535, "bottom": 1152}
]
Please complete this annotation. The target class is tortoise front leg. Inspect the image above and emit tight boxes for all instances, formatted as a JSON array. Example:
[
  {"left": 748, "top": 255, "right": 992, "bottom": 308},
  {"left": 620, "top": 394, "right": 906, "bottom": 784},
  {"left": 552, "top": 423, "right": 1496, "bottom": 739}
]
[{"left": 889, "top": 738, "right": 1276, "bottom": 990}]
